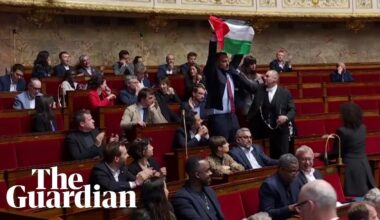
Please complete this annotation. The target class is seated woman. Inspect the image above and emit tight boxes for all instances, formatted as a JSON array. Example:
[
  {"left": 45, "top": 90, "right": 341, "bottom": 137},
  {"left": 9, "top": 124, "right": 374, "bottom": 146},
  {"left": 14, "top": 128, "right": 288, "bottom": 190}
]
[
  {"left": 87, "top": 74, "right": 116, "bottom": 111},
  {"left": 31, "top": 50, "right": 52, "bottom": 79},
  {"left": 33, "top": 95, "right": 57, "bottom": 132},
  {"left": 329, "top": 103, "right": 375, "bottom": 196},
  {"left": 184, "top": 65, "right": 205, "bottom": 100},
  {"left": 130, "top": 177, "right": 176, "bottom": 220},
  {"left": 127, "top": 138, "right": 166, "bottom": 177},
  {"left": 207, "top": 136, "right": 244, "bottom": 176},
  {"left": 330, "top": 62, "right": 354, "bottom": 82},
  {"left": 172, "top": 111, "right": 209, "bottom": 149},
  {"left": 156, "top": 77, "right": 181, "bottom": 104}
]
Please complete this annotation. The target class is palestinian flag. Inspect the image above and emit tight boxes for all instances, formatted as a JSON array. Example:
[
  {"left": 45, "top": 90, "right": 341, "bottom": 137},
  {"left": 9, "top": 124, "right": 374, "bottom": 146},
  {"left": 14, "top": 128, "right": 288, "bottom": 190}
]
[{"left": 208, "top": 15, "right": 255, "bottom": 55}]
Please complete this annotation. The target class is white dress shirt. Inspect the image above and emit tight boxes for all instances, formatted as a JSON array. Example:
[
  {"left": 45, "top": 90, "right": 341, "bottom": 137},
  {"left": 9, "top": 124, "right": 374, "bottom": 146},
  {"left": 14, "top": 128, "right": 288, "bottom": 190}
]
[
  {"left": 105, "top": 163, "right": 137, "bottom": 189},
  {"left": 302, "top": 168, "right": 316, "bottom": 182},
  {"left": 266, "top": 84, "right": 278, "bottom": 103},
  {"left": 208, "top": 73, "right": 235, "bottom": 115},
  {"left": 10, "top": 78, "right": 17, "bottom": 92},
  {"left": 241, "top": 146, "right": 262, "bottom": 169}
]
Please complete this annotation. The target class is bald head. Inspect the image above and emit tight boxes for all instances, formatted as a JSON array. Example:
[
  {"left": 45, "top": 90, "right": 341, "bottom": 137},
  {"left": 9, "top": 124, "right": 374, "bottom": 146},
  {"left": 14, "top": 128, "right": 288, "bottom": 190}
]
[
  {"left": 300, "top": 180, "right": 337, "bottom": 209},
  {"left": 166, "top": 54, "right": 175, "bottom": 65},
  {"left": 28, "top": 78, "right": 42, "bottom": 98},
  {"left": 264, "top": 70, "right": 279, "bottom": 88}
]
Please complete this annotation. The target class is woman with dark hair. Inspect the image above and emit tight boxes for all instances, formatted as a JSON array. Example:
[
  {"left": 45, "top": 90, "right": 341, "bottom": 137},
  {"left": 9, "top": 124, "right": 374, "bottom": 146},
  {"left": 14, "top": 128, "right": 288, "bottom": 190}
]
[
  {"left": 87, "top": 74, "right": 116, "bottom": 111},
  {"left": 184, "top": 65, "right": 205, "bottom": 100},
  {"left": 127, "top": 138, "right": 166, "bottom": 177},
  {"left": 33, "top": 95, "right": 57, "bottom": 132},
  {"left": 133, "top": 56, "right": 144, "bottom": 66},
  {"left": 32, "top": 50, "right": 52, "bottom": 78},
  {"left": 155, "top": 77, "right": 181, "bottom": 123},
  {"left": 329, "top": 103, "right": 375, "bottom": 196},
  {"left": 131, "top": 177, "right": 176, "bottom": 220}
]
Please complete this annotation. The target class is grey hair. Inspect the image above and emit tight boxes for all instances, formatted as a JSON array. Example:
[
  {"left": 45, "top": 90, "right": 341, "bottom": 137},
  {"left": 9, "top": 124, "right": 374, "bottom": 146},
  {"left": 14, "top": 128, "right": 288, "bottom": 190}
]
[
  {"left": 235, "top": 127, "right": 251, "bottom": 139},
  {"left": 247, "top": 212, "right": 271, "bottom": 220},
  {"left": 301, "top": 180, "right": 337, "bottom": 210},
  {"left": 364, "top": 188, "right": 380, "bottom": 204},
  {"left": 295, "top": 145, "right": 314, "bottom": 158},
  {"left": 79, "top": 54, "right": 88, "bottom": 62},
  {"left": 125, "top": 75, "right": 138, "bottom": 84},
  {"left": 278, "top": 153, "right": 298, "bottom": 169}
]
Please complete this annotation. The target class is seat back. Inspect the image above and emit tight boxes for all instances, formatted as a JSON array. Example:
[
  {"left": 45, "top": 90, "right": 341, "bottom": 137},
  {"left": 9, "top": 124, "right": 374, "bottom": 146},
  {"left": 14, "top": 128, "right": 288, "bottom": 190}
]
[
  {"left": 99, "top": 106, "right": 125, "bottom": 136},
  {"left": 218, "top": 192, "right": 246, "bottom": 220},
  {"left": 0, "top": 92, "right": 19, "bottom": 110},
  {"left": 324, "top": 173, "right": 345, "bottom": 202},
  {"left": 240, "top": 188, "right": 260, "bottom": 216}
]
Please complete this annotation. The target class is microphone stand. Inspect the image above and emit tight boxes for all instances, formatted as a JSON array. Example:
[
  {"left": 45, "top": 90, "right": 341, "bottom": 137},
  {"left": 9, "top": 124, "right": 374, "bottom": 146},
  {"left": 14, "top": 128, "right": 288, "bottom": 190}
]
[
  {"left": 182, "top": 110, "right": 188, "bottom": 159},
  {"left": 322, "top": 133, "right": 343, "bottom": 165}
]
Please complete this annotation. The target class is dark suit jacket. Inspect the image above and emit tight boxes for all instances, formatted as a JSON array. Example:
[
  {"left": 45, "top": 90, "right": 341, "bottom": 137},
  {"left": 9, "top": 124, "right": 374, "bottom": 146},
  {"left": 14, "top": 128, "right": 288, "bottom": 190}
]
[
  {"left": 294, "top": 169, "right": 323, "bottom": 190},
  {"left": 32, "top": 64, "right": 52, "bottom": 79},
  {"left": 259, "top": 173, "right": 300, "bottom": 220},
  {"left": 156, "top": 91, "right": 180, "bottom": 123},
  {"left": 157, "top": 64, "right": 178, "bottom": 81},
  {"left": 32, "top": 114, "right": 58, "bottom": 132},
  {"left": 119, "top": 88, "right": 137, "bottom": 106},
  {"left": 269, "top": 60, "right": 292, "bottom": 73},
  {"left": 204, "top": 40, "right": 244, "bottom": 111},
  {"left": 172, "top": 128, "right": 209, "bottom": 149},
  {"left": 77, "top": 66, "right": 101, "bottom": 77},
  {"left": 127, "top": 158, "right": 160, "bottom": 176},
  {"left": 65, "top": 129, "right": 103, "bottom": 161},
  {"left": 171, "top": 183, "right": 225, "bottom": 220},
  {"left": 53, "top": 64, "right": 74, "bottom": 77},
  {"left": 330, "top": 70, "right": 354, "bottom": 82},
  {"left": 181, "top": 101, "right": 207, "bottom": 120},
  {"left": 90, "top": 162, "right": 136, "bottom": 192},
  {"left": 180, "top": 63, "right": 190, "bottom": 74},
  {"left": 0, "top": 74, "right": 26, "bottom": 92},
  {"left": 229, "top": 144, "right": 278, "bottom": 170},
  {"left": 247, "top": 85, "right": 296, "bottom": 134},
  {"left": 141, "top": 77, "right": 151, "bottom": 88}
]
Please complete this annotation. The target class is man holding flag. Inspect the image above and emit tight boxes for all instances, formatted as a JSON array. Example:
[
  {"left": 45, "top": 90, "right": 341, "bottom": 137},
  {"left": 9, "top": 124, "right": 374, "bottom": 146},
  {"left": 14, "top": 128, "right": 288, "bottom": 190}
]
[{"left": 205, "top": 16, "right": 255, "bottom": 142}]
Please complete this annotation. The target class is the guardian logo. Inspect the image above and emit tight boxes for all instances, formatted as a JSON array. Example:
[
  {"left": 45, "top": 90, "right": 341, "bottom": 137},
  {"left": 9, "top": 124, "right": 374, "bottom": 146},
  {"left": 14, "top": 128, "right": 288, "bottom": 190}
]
[{"left": 6, "top": 166, "right": 136, "bottom": 208}]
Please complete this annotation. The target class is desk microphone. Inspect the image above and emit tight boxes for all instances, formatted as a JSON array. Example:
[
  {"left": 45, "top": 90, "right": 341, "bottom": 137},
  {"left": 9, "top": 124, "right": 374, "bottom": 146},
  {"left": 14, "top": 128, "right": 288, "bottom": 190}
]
[{"left": 322, "top": 133, "right": 342, "bottom": 165}]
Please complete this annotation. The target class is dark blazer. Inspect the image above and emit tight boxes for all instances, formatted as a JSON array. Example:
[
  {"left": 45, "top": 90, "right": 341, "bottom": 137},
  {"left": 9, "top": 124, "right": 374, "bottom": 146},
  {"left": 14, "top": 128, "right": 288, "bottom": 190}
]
[
  {"left": 294, "top": 169, "right": 323, "bottom": 189},
  {"left": 330, "top": 70, "right": 354, "bottom": 82},
  {"left": 77, "top": 66, "right": 101, "bottom": 77},
  {"left": 90, "top": 162, "right": 136, "bottom": 192},
  {"left": 247, "top": 85, "right": 296, "bottom": 134},
  {"left": 259, "top": 173, "right": 300, "bottom": 220},
  {"left": 172, "top": 128, "right": 209, "bottom": 149},
  {"left": 32, "top": 114, "right": 57, "bottom": 132},
  {"left": 65, "top": 129, "right": 103, "bottom": 161},
  {"left": 119, "top": 88, "right": 137, "bottom": 106},
  {"left": 229, "top": 144, "right": 278, "bottom": 170},
  {"left": 204, "top": 40, "right": 243, "bottom": 110},
  {"left": 141, "top": 77, "right": 151, "bottom": 88},
  {"left": 0, "top": 74, "right": 26, "bottom": 92},
  {"left": 32, "top": 64, "right": 52, "bottom": 79},
  {"left": 156, "top": 91, "right": 180, "bottom": 123},
  {"left": 180, "top": 63, "right": 190, "bottom": 74},
  {"left": 127, "top": 158, "right": 161, "bottom": 176},
  {"left": 53, "top": 64, "right": 74, "bottom": 77},
  {"left": 330, "top": 125, "right": 376, "bottom": 196},
  {"left": 171, "top": 182, "right": 225, "bottom": 220},
  {"left": 269, "top": 60, "right": 292, "bottom": 73},
  {"left": 181, "top": 101, "right": 207, "bottom": 120},
  {"left": 157, "top": 64, "right": 178, "bottom": 81}
]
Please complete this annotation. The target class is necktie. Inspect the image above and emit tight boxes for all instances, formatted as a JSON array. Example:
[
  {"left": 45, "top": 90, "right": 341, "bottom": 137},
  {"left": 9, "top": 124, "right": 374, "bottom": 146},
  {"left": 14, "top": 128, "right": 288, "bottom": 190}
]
[
  {"left": 226, "top": 76, "right": 235, "bottom": 113},
  {"left": 142, "top": 108, "right": 148, "bottom": 122}
]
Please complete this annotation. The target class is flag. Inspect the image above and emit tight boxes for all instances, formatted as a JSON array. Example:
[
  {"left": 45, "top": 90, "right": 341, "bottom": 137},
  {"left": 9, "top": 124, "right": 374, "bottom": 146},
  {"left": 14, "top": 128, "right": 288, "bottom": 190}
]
[{"left": 208, "top": 15, "right": 255, "bottom": 55}]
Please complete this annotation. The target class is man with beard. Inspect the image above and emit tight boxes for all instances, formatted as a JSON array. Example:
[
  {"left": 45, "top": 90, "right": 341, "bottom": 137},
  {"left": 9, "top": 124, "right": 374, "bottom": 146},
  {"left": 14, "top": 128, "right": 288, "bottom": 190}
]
[
  {"left": 90, "top": 141, "right": 153, "bottom": 192},
  {"left": 182, "top": 83, "right": 207, "bottom": 120},
  {"left": 171, "top": 157, "right": 225, "bottom": 220}
]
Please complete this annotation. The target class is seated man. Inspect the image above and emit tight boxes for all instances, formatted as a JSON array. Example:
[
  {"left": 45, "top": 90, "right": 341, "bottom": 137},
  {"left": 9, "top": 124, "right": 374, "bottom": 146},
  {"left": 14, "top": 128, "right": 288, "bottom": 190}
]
[
  {"left": 157, "top": 54, "right": 178, "bottom": 81},
  {"left": 90, "top": 141, "right": 153, "bottom": 192},
  {"left": 269, "top": 49, "right": 292, "bottom": 73},
  {"left": 171, "top": 156, "right": 225, "bottom": 220},
  {"left": 113, "top": 50, "right": 134, "bottom": 75},
  {"left": 259, "top": 153, "right": 300, "bottom": 220},
  {"left": 207, "top": 136, "right": 244, "bottom": 176},
  {"left": 330, "top": 62, "right": 353, "bottom": 82},
  {"left": 294, "top": 145, "right": 322, "bottom": 188},
  {"left": 180, "top": 52, "right": 198, "bottom": 74},
  {"left": 76, "top": 54, "right": 101, "bottom": 77},
  {"left": 298, "top": 180, "right": 338, "bottom": 220},
  {"left": 348, "top": 202, "right": 378, "bottom": 220},
  {"left": 120, "top": 88, "right": 167, "bottom": 130},
  {"left": 182, "top": 83, "right": 207, "bottom": 120},
  {"left": 65, "top": 109, "right": 117, "bottom": 160},
  {"left": 119, "top": 75, "right": 141, "bottom": 106},
  {"left": 364, "top": 188, "right": 380, "bottom": 215},
  {"left": 172, "top": 111, "right": 209, "bottom": 149},
  {"left": 229, "top": 128, "right": 278, "bottom": 170},
  {"left": 53, "top": 51, "right": 74, "bottom": 77},
  {"left": 0, "top": 64, "right": 26, "bottom": 92},
  {"left": 13, "top": 78, "right": 42, "bottom": 109},
  {"left": 135, "top": 63, "right": 151, "bottom": 88}
]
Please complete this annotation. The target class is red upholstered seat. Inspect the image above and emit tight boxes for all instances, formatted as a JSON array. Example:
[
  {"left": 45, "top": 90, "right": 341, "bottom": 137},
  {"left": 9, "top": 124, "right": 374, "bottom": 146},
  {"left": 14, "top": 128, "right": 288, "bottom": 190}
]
[
  {"left": 302, "top": 88, "right": 324, "bottom": 98},
  {"left": 296, "top": 119, "right": 326, "bottom": 137},
  {"left": 0, "top": 181, "right": 7, "bottom": 208},
  {"left": 327, "top": 101, "right": 348, "bottom": 113},
  {"left": 0, "top": 143, "right": 18, "bottom": 170},
  {"left": 323, "top": 174, "right": 346, "bottom": 203},
  {"left": 363, "top": 116, "right": 380, "bottom": 132},
  {"left": 218, "top": 192, "right": 246, "bottom": 220},
  {"left": 324, "top": 118, "right": 341, "bottom": 134},
  {"left": 41, "top": 78, "right": 61, "bottom": 97},
  {"left": 168, "top": 75, "right": 185, "bottom": 100},
  {"left": 355, "top": 74, "right": 380, "bottom": 82},
  {"left": 353, "top": 100, "right": 379, "bottom": 111},
  {"left": 302, "top": 75, "right": 324, "bottom": 83},
  {"left": 0, "top": 92, "right": 18, "bottom": 110},
  {"left": 106, "top": 76, "right": 125, "bottom": 91},
  {"left": 0, "top": 116, "right": 23, "bottom": 135},
  {"left": 15, "top": 136, "right": 65, "bottom": 167},
  {"left": 240, "top": 188, "right": 260, "bottom": 216},
  {"left": 351, "top": 86, "right": 374, "bottom": 96},
  {"left": 297, "top": 102, "right": 325, "bottom": 115},
  {"left": 99, "top": 106, "right": 125, "bottom": 136},
  {"left": 326, "top": 86, "right": 349, "bottom": 96},
  {"left": 288, "top": 88, "right": 299, "bottom": 99},
  {"left": 365, "top": 135, "right": 380, "bottom": 155},
  {"left": 280, "top": 73, "right": 298, "bottom": 84}
]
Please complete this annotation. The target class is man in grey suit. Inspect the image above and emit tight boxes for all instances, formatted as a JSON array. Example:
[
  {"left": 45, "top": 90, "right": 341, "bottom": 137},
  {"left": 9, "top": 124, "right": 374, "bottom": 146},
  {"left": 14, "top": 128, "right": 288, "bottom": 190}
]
[
  {"left": 229, "top": 128, "right": 278, "bottom": 170},
  {"left": 13, "top": 78, "right": 42, "bottom": 110}
]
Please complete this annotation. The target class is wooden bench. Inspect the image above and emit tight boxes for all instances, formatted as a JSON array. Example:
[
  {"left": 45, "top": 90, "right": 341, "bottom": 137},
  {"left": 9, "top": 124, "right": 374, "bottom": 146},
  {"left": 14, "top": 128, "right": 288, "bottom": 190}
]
[{"left": 0, "top": 92, "right": 20, "bottom": 110}]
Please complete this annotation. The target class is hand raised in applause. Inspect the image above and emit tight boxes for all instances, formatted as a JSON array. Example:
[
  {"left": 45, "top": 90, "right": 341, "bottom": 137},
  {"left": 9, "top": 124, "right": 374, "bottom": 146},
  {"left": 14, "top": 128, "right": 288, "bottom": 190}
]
[
  {"left": 197, "top": 125, "right": 209, "bottom": 137},
  {"left": 95, "top": 131, "right": 106, "bottom": 147}
]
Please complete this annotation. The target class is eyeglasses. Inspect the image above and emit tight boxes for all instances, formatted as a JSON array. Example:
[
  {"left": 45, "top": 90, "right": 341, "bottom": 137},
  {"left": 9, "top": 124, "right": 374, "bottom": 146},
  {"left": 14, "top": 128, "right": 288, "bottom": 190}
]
[{"left": 239, "top": 136, "right": 252, "bottom": 139}]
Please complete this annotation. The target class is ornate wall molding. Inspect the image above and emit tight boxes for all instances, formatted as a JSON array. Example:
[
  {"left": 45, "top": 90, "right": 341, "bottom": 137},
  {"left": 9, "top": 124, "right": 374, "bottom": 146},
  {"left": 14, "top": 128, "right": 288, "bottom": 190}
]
[{"left": 283, "top": 0, "right": 349, "bottom": 8}]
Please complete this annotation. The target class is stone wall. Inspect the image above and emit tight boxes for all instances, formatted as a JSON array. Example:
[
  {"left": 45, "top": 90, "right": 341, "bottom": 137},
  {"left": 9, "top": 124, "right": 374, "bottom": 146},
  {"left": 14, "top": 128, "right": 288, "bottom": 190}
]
[{"left": 0, "top": 13, "right": 380, "bottom": 73}]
